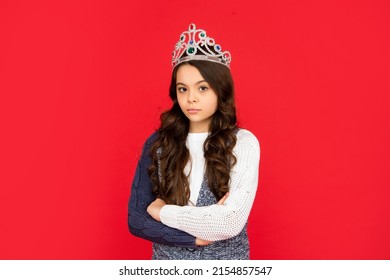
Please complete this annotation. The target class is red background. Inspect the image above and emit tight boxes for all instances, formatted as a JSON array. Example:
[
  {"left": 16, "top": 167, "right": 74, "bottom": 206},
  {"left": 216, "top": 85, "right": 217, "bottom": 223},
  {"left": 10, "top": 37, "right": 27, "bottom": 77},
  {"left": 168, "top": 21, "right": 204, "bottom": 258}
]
[{"left": 1, "top": 0, "right": 389, "bottom": 259}]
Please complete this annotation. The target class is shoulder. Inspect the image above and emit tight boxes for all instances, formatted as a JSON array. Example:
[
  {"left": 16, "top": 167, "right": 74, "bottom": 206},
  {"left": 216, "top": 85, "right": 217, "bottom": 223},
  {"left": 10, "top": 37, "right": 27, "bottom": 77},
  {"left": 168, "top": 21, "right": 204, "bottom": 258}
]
[
  {"left": 235, "top": 128, "right": 260, "bottom": 153},
  {"left": 139, "top": 131, "right": 159, "bottom": 154},
  {"left": 145, "top": 131, "right": 159, "bottom": 145}
]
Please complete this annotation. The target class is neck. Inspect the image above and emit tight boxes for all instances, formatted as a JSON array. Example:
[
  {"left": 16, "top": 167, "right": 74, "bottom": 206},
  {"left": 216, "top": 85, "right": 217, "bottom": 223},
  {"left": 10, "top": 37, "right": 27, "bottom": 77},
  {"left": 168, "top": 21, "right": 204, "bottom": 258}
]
[{"left": 189, "top": 121, "right": 211, "bottom": 133}]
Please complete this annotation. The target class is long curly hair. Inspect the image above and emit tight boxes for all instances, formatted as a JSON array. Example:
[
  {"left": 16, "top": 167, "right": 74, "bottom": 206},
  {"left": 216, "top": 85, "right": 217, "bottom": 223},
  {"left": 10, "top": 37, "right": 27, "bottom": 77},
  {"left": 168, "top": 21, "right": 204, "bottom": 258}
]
[{"left": 148, "top": 60, "right": 238, "bottom": 206}]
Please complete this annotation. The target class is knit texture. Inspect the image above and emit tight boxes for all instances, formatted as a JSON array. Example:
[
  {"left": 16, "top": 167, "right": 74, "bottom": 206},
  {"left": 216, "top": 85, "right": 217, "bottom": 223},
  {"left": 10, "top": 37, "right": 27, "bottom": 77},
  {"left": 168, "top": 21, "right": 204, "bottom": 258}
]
[
  {"left": 128, "top": 129, "right": 260, "bottom": 258},
  {"left": 128, "top": 132, "right": 196, "bottom": 248},
  {"left": 152, "top": 176, "right": 250, "bottom": 260},
  {"left": 159, "top": 129, "right": 260, "bottom": 241}
]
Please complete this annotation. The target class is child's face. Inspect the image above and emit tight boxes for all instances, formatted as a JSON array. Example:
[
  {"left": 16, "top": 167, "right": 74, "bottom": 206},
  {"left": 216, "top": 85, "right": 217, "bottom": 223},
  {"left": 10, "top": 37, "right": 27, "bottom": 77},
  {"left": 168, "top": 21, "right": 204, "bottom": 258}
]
[{"left": 175, "top": 64, "right": 218, "bottom": 133}]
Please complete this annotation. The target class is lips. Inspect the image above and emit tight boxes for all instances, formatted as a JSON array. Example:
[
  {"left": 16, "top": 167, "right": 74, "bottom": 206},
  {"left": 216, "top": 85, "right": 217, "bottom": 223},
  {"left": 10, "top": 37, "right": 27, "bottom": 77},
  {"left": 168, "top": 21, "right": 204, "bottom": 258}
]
[{"left": 187, "top": 109, "right": 201, "bottom": 113}]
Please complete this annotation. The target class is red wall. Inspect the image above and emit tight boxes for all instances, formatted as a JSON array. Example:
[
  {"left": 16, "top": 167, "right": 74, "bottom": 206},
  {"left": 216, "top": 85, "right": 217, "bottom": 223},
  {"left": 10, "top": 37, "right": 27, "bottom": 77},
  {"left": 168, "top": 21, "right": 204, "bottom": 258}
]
[{"left": 1, "top": 0, "right": 389, "bottom": 259}]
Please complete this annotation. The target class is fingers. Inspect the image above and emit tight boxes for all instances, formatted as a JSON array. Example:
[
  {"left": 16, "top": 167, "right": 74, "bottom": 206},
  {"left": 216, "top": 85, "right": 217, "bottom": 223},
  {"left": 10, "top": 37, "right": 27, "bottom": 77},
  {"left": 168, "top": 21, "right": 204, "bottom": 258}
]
[
  {"left": 217, "top": 192, "right": 229, "bottom": 205},
  {"left": 195, "top": 237, "right": 212, "bottom": 246},
  {"left": 147, "top": 198, "right": 166, "bottom": 222},
  {"left": 155, "top": 198, "right": 166, "bottom": 205}
]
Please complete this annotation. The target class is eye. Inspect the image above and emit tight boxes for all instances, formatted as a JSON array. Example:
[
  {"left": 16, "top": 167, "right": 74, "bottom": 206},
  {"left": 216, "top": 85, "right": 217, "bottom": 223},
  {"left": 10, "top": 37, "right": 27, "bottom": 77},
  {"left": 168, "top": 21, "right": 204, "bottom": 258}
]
[
  {"left": 199, "top": 86, "right": 208, "bottom": 92},
  {"left": 177, "top": 87, "right": 187, "bottom": 93}
]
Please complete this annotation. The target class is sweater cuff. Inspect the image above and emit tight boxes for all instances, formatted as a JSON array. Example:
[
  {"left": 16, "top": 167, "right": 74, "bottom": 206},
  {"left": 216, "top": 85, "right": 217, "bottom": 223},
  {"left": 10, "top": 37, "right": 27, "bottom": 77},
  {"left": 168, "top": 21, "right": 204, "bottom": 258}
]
[{"left": 160, "top": 205, "right": 181, "bottom": 229}]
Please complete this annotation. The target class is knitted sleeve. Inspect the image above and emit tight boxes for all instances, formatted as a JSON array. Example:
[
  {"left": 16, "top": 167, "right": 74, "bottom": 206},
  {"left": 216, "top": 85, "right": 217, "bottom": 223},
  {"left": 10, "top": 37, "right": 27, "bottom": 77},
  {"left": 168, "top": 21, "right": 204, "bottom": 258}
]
[
  {"left": 128, "top": 132, "right": 197, "bottom": 248},
  {"left": 159, "top": 129, "right": 260, "bottom": 241}
]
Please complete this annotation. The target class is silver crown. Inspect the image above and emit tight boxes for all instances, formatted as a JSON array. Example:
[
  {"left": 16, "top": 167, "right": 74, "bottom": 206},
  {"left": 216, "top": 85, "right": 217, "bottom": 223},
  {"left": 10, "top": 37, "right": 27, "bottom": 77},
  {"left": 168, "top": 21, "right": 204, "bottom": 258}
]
[{"left": 172, "top": 23, "right": 231, "bottom": 68}]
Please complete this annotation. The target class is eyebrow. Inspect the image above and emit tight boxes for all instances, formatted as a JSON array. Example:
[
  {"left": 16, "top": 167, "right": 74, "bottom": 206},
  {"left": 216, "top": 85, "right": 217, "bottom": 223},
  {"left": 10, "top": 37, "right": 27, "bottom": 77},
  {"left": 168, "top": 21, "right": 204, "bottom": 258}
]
[{"left": 176, "top": 80, "right": 206, "bottom": 86}]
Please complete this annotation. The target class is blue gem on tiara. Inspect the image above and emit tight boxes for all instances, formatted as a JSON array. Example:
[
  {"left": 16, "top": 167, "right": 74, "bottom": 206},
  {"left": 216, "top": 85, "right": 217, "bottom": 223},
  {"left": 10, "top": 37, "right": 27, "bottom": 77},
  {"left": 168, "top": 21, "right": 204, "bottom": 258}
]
[{"left": 171, "top": 23, "right": 232, "bottom": 68}]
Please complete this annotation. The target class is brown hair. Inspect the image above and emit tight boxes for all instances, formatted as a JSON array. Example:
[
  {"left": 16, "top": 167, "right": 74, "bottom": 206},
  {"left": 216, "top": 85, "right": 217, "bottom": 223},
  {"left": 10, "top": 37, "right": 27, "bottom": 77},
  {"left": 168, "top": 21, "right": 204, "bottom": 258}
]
[{"left": 148, "top": 60, "right": 237, "bottom": 206}]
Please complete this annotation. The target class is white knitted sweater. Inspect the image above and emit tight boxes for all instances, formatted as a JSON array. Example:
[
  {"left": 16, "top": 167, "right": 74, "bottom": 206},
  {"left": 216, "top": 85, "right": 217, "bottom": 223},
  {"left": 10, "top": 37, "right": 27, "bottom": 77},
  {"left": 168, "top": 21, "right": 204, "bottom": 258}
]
[{"left": 159, "top": 129, "right": 260, "bottom": 241}]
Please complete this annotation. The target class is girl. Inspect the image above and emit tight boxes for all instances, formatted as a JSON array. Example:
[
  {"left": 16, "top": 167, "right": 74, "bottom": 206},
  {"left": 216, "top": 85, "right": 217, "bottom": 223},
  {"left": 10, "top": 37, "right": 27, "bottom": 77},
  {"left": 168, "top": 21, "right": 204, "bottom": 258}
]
[{"left": 128, "top": 23, "right": 260, "bottom": 259}]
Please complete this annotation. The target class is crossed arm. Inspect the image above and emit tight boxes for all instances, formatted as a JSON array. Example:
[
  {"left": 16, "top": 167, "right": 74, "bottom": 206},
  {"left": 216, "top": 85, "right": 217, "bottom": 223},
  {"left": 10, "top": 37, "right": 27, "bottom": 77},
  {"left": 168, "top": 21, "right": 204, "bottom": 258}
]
[
  {"left": 128, "top": 133, "right": 224, "bottom": 247},
  {"left": 145, "top": 129, "right": 260, "bottom": 242},
  {"left": 129, "top": 130, "right": 260, "bottom": 245},
  {"left": 128, "top": 133, "right": 198, "bottom": 248}
]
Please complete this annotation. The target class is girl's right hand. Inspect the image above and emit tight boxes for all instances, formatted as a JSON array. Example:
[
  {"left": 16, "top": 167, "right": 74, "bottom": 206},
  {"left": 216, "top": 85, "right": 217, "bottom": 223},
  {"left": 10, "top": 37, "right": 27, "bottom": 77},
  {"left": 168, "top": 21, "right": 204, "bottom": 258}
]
[{"left": 195, "top": 237, "right": 212, "bottom": 246}]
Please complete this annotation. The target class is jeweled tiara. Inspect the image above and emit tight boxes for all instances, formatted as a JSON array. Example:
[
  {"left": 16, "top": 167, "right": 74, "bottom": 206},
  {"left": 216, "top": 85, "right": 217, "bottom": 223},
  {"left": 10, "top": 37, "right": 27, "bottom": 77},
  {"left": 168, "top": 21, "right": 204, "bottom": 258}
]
[{"left": 172, "top": 23, "right": 231, "bottom": 69}]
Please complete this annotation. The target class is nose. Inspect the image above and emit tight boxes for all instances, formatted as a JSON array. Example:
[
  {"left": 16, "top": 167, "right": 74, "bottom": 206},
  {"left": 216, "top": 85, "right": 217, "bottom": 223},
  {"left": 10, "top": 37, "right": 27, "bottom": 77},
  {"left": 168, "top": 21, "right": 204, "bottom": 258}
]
[{"left": 187, "top": 90, "right": 198, "bottom": 103}]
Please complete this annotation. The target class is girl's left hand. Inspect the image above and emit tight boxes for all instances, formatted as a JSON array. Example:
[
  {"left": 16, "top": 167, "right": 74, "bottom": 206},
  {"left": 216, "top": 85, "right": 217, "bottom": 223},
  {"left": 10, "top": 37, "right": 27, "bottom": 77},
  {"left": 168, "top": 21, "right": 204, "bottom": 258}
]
[
  {"left": 217, "top": 192, "right": 229, "bottom": 205},
  {"left": 147, "top": 198, "right": 166, "bottom": 221}
]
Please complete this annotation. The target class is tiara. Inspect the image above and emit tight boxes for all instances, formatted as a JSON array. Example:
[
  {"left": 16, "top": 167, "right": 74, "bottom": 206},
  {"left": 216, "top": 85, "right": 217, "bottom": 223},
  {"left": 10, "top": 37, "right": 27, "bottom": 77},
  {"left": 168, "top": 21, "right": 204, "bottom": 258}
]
[{"left": 172, "top": 23, "right": 231, "bottom": 68}]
